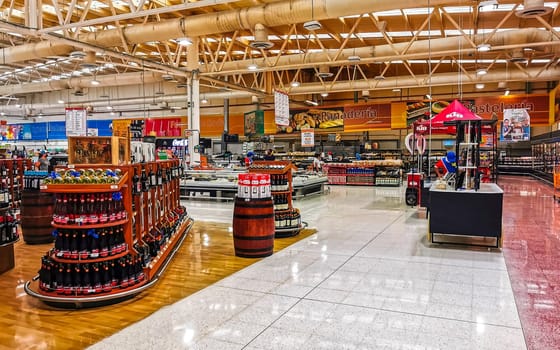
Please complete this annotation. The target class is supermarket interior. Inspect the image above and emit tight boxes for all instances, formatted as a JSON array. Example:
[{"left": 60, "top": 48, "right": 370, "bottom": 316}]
[{"left": 1, "top": 0, "right": 560, "bottom": 349}]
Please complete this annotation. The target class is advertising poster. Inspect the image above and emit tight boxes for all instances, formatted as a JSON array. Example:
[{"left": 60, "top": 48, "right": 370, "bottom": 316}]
[
  {"left": 144, "top": 117, "right": 184, "bottom": 137},
  {"left": 244, "top": 110, "right": 264, "bottom": 136},
  {"left": 274, "top": 89, "right": 290, "bottom": 126},
  {"left": 278, "top": 106, "right": 344, "bottom": 134},
  {"left": 343, "top": 103, "right": 393, "bottom": 132},
  {"left": 301, "top": 128, "right": 315, "bottom": 147},
  {"left": 501, "top": 108, "right": 531, "bottom": 142}
]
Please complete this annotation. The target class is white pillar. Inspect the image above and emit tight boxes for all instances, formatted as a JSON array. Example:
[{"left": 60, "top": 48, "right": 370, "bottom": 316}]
[{"left": 187, "top": 38, "right": 201, "bottom": 164}]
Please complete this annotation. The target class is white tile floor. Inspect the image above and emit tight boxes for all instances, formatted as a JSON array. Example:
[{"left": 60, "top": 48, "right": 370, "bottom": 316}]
[{"left": 89, "top": 186, "right": 526, "bottom": 350}]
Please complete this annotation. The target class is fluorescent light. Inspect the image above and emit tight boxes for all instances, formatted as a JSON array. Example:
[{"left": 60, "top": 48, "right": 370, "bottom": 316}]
[
  {"left": 475, "top": 83, "right": 485, "bottom": 89},
  {"left": 106, "top": 105, "right": 113, "bottom": 110},
  {"left": 476, "top": 68, "right": 488, "bottom": 75},
  {"left": 91, "top": 79, "right": 100, "bottom": 85},
  {"left": 305, "top": 100, "right": 319, "bottom": 106},
  {"left": 504, "top": 90, "right": 510, "bottom": 96},
  {"left": 247, "top": 63, "right": 258, "bottom": 71},
  {"left": 392, "top": 88, "right": 401, "bottom": 92},
  {"left": 57, "top": 99, "right": 65, "bottom": 104},
  {"left": 320, "top": 92, "right": 329, "bottom": 97},
  {"left": 477, "top": 43, "right": 492, "bottom": 52},
  {"left": 291, "top": 81, "right": 300, "bottom": 87}
]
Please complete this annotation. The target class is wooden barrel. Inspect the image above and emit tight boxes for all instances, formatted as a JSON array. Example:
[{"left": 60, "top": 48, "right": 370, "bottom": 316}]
[
  {"left": 232, "top": 197, "right": 275, "bottom": 258},
  {"left": 20, "top": 191, "right": 55, "bottom": 244}
]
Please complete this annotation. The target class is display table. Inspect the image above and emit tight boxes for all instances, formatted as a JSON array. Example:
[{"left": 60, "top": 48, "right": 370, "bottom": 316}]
[{"left": 428, "top": 183, "right": 503, "bottom": 247}]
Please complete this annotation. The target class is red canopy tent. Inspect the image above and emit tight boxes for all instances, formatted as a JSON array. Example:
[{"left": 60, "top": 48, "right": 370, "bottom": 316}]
[{"left": 414, "top": 99, "right": 482, "bottom": 135}]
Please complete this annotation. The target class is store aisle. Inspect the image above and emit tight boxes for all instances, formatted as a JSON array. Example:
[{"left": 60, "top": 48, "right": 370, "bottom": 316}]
[
  {"left": 499, "top": 175, "right": 560, "bottom": 350},
  {"left": 90, "top": 184, "right": 526, "bottom": 350}
]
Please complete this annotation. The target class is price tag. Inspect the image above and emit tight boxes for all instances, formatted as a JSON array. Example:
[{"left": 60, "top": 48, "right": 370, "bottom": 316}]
[{"left": 67, "top": 164, "right": 75, "bottom": 169}]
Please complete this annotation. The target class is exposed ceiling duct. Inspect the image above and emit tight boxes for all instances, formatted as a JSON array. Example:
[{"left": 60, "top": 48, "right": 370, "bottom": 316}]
[
  {"left": 0, "top": 71, "right": 163, "bottom": 95},
  {"left": 0, "top": 0, "right": 458, "bottom": 65},
  {"left": 516, "top": 0, "right": 553, "bottom": 18},
  {"left": 249, "top": 23, "right": 274, "bottom": 50}
]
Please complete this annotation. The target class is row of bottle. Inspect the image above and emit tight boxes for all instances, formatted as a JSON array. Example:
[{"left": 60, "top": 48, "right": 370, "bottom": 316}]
[
  {"left": 53, "top": 226, "right": 127, "bottom": 260},
  {"left": 274, "top": 209, "right": 301, "bottom": 229},
  {"left": 53, "top": 192, "right": 126, "bottom": 225},
  {"left": 273, "top": 193, "right": 290, "bottom": 211},
  {"left": 24, "top": 171, "right": 49, "bottom": 191},
  {"left": 270, "top": 174, "right": 290, "bottom": 192},
  {"left": 38, "top": 254, "right": 145, "bottom": 294},
  {"left": 135, "top": 206, "right": 189, "bottom": 265},
  {"left": 132, "top": 163, "right": 183, "bottom": 195},
  {"left": 0, "top": 210, "right": 19, "bottom": 244},
  {"left": 346, "top": 167, "right": 375, "bottom": 175}
]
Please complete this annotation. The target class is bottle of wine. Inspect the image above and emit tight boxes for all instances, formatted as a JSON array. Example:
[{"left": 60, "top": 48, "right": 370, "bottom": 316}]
[
  {"left": 157, "top": 165, "right": 162, "bottom": 186},
  {"left": 141, "top": 168, "right": 149, "bottom": 192},
  {"left": 133, "top": 168, "right": 141, "bottom": 195},
  {"left": 149, "top": 166, "right": 156, "bottom": 188}
]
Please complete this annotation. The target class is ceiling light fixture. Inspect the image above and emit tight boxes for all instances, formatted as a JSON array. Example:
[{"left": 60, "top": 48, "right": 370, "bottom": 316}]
[
  {"left": 177, "top": 38, "right": 192, "bottom": 46},
  {"left": 504, "top": 89, "right": 510, "bottom": 96},
  {"left": 91, "top": 79, "right": 100, "bottom": 85},
  {"left": 392, "top": 88, "right": 401, "bottom": 92},
  {"left": 320, "top": 92, "right": 329, "bottom": 97},
  {"left": 291, "top": 81, "right": 300, "bottom": 87},
  {"left": 57, "top": 99, "right": 65, "bottom": 104},
  {"left": 477, "top": 43, "right": 491, "bottom": 52},
  {"left": 475, "top": 83, "right": 485, "bottom": 89},
  {"left": 476, "top": 68, "right": 488, "bottom": 75},
  {"left": 201, "top": 98, "right": 208, "bottom": 104},
  {"left": 247, "top": 63, "right": 258, "bottom": 71},
  {"left": 425, "top": 94, "right": 432, "bottom": 100},
  {"left": 305, "top": 100, "right": 319, "bottom": 106},
  {"left": 106, "top": 105, "right": 113, "bottom": 110}
]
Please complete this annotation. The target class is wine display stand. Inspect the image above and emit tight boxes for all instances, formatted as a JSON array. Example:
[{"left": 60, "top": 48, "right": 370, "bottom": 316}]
[
  {"left": 0, "top": 159, "right": 29, "bottom": 275},
  {"left": 24, "top": 160, "right": 193, "bottom": 307},
  {"left": 249, "top": 161, "right": 303, "bottom": 238}
]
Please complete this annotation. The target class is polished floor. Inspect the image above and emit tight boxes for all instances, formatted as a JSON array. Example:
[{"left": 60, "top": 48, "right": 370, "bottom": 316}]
[{"left": 87, "top": 177, "right": 553, "bottom": 350}]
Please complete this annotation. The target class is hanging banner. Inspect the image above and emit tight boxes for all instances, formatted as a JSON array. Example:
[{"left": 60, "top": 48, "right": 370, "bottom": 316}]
[
  {"left": 65, "top": 107, "right": 87, "bottom": 136},
  {"left": 112, "top": 119, "right": 131, "bottom": 138},
  {"left": 501, "top": 108, "right": 531, "bottom": 142},
  {"left": 301, "top": 128, "right": 315, "bottom": 147},
  {"left": 274, "top": 89, "right": 290, "bottom": 126}
]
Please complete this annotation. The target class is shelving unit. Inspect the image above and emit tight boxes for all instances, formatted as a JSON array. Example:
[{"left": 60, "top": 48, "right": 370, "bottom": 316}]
[
  {"left": 497, "top": 156, "right": 535, "bottom": 175},
  {"left": 531, "top": 133, "right": 560, "bottom": 184},
  {"left": 24, "top": 160, "right": 193, "bottom": 307},
  {"left": 323, "top": 160, "right": 403, "bottom": 187},
  {"left": 249, "top": 161, "right": 302, "bottom": 238},
  {"left": 0, "top": 158, "right": 29, "bottom": 275}
]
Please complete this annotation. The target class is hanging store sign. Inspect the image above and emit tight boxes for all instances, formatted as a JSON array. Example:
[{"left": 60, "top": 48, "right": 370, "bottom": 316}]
[
  {"left": 65, "top": 107, "right": 87, "bottom": 136},
  {"left": 112, "top": 119, "right": 131, "bottom": 138},
  {"left": 274, "top": 89, "right": 290, "bottom": 126},
  {"left": 301, "top": 128, "right": 315, "bottom": 147}
]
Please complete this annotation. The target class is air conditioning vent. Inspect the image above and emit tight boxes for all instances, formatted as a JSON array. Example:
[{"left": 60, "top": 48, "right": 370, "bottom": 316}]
[
  {"left": 516, "top": 0, "right": 553, "bottom": 18},
  {"left": 303, "top": 20, "right": 322, "bottom": 31},
  {"left": 249, "top": 41, "right": 274, "bottom": 50}
]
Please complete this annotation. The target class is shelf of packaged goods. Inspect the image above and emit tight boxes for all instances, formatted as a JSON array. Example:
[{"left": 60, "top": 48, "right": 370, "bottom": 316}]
[
  {"left": 40, "top": 173, "right": 128, "bottom": 193},
  {"left": 51, "top": 218, "right": 129, "bottom": 230},
  {"left": 49, "top": 249, "right": 129, "bottom": 264},
  {"left": 344, "top": 174, "right": 375, "bottom": 176},
  {"left": 145, "top": 216, "right": 193, "bottom": 281},
  {"left": 346, "top": 182, "right": 375, "bottom": 186}
]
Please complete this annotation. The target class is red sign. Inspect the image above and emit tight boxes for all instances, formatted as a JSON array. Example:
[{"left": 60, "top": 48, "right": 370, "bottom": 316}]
[
  {"left": 144, "top": 117, "right": 183, "bottom": 137},
  {"left": 472, "top": 95, "right": 549, "bottom": 126}
]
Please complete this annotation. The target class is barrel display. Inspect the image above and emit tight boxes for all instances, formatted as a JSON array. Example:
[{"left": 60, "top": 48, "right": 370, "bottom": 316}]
[
  {"left": 232, "top": 197, "right": 275, "bottom": 258},
  {"left": 20, "top": 191, "right": 55, "bottom": 244}
]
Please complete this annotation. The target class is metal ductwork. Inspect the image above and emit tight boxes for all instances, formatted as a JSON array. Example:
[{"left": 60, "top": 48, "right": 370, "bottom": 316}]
[
  {"left": 205, "top": 28, "right": 558, "bottom": 74},
  {"left": 0, "top": 71, "right": 163, "bottom": 95},
  {"left": 250, "top": 24, "right": 274, "bottom": 50},
  {"left": 0, "top": 0, "right": 458, "bottom": 64},
  {"left": 288, "top": 67, "right": 560, "bottom": 94}
]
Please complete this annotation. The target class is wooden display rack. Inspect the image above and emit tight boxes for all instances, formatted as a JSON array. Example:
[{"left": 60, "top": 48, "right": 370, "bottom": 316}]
[
  {"left": 249, "top": 161, "right": 303, "bottom": 238},
  {"left": 24, "top": 160, "right": 193, "bottom": 307},
  {"left": 0, "top": 158, "right": 29, "bottom": 275},
  {"left": 68, "top": 136, "right": 130, "bottom": 165}
]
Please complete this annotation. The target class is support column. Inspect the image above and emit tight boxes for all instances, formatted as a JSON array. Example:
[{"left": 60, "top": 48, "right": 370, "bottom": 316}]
[
  {"left": 25, "top": 0, "right": 41, "bottom": 29},
  {"left": 187, "top": 38, "right": 201, "bottom": 165}
]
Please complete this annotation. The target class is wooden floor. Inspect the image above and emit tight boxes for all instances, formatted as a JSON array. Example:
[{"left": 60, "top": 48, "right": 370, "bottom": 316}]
[{"left": 0, "top": 222, "right": 316, "bottom": 350}]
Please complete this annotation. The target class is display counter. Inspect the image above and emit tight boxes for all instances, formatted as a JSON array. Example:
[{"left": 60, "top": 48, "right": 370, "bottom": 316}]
[
  {"left": 428, "top": 183, "right": 503, "bottom": 248},
  {"left": 180, "top": 169, "right": 327, "bottom": 201}
]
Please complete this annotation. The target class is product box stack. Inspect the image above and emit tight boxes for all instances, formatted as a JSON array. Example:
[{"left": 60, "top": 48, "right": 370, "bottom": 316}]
[{"left": 237, "top": 174, "right": 271, "bottom": 200}]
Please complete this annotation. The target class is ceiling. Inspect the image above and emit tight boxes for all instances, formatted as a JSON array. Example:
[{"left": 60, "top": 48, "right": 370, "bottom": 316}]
[{"left": 1, "top": 0, "right": 560, "bottom": 115}]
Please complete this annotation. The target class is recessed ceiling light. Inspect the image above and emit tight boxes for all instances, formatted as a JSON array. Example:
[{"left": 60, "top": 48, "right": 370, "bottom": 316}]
[
  {"left": 291, "top": 81, "right": 300, "bottom": 87},
  {"left": 110, "top": 111, "right": 115, "bottom": 116},
  {"left": 475, "top": 83, "right": 485, "bottom": 89},
  {"left": 477, "top": 43, "right": 491, "bottom": 52},
  {"left": 201, "top": 98, "right": 208, "bottom": 104},
  {"left": 392, "top": 88, "right": 401, "bottom": 92},
  {"left": 57, "top": 99, "right": 65, "bottom": 104},
  {"left": 91, "top": 79, "right": 100, "bottom": 85},
  {"left": 476, "top": 68, "right": 488, "bottom": 75},
  {"left": 247, "top": 63, "right": 258, "bottom": 71}
]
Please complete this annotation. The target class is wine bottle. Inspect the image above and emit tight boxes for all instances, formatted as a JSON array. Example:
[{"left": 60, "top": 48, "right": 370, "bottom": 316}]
[
  {"left": 149, "top": 166, "right": 156, "bottom": 188},
  {"left": 157, "top": 165, "right": 162, "bottom": 186},
  {"left": 141, "top": 168, "right": 149, "bottom": 192},
  {"left": 73, "top": 264, "right": 82, "bottom": 295}
]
